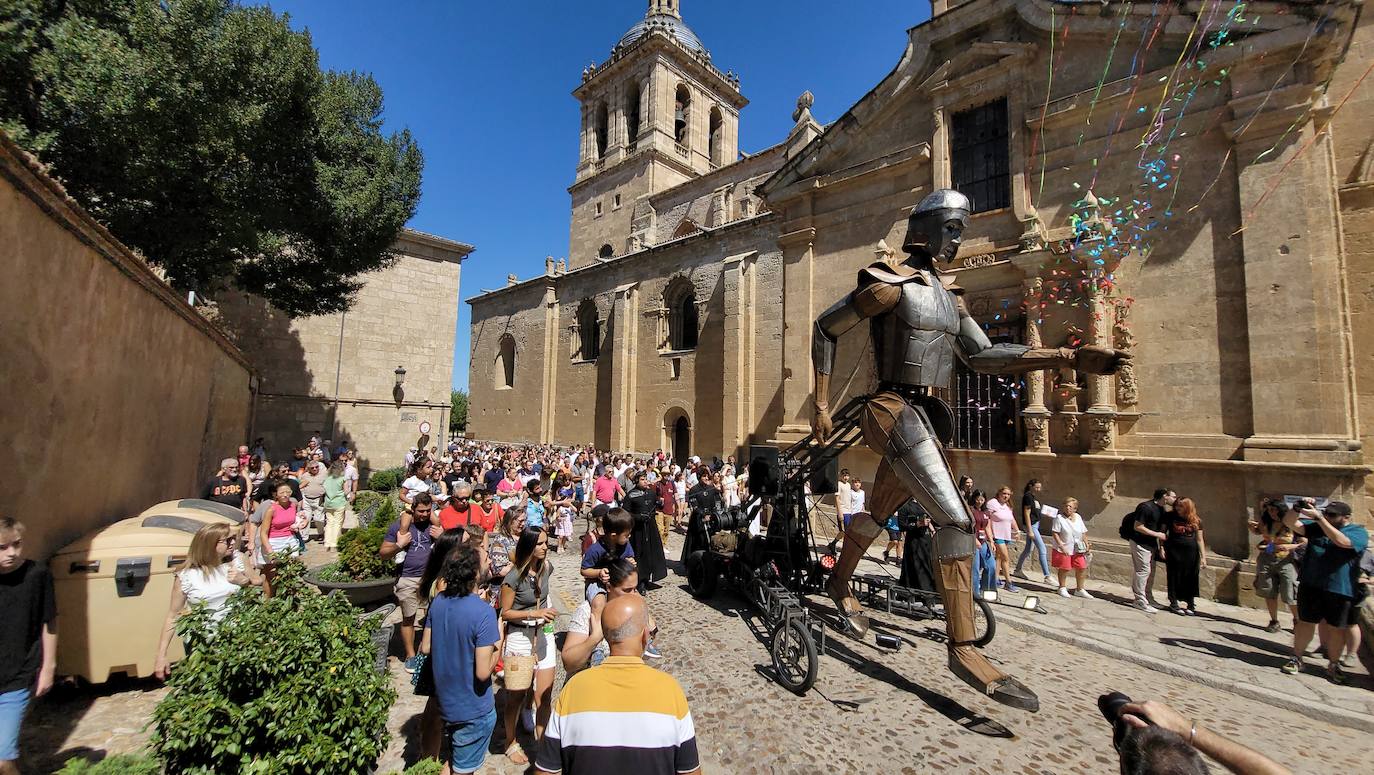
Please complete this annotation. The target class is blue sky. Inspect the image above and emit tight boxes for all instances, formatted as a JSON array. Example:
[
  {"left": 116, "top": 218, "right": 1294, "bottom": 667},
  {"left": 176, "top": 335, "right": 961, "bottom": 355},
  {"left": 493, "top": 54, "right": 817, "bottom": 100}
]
[{"left": 263, "top": 0, "right": 927, "bottom": 389}]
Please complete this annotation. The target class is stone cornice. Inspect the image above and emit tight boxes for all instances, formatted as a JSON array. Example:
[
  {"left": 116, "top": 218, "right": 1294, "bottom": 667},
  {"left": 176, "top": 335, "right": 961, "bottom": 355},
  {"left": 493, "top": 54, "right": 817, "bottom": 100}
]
[
  {"left": 574, "top": 34, "right": 747, "bottom": 110},
  {"left": 395, "top": 228, "right": 474, "bottom": 263},
  {"left": 763, "top": 142, "right": 931, "bottom": 204},
  {"left": 0, "top": 129, "right": 254, "bottom": 374}
]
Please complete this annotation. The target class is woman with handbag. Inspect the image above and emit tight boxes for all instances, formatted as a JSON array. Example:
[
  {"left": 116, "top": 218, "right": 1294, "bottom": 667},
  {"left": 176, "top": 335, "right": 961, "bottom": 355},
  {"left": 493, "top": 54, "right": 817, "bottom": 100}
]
[
  {"left": 496, "top": 527, "right": 556, "bottom": 766},
  {"left": 1050, "top": 497, "right": 1093, "bottom": 598}
]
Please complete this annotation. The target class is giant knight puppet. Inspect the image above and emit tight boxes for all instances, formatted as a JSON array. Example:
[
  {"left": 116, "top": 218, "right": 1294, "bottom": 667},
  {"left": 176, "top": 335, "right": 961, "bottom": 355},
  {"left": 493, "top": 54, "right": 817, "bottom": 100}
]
[{"left": 810, "top": 189, "right": 1128, "bottom": 712}]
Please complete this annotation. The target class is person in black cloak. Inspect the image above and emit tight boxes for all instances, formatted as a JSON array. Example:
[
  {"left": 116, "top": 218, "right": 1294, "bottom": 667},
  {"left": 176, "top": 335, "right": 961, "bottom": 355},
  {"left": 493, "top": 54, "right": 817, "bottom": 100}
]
[{"left": 623, "top": 469, "right": 667, "bottom": 592}]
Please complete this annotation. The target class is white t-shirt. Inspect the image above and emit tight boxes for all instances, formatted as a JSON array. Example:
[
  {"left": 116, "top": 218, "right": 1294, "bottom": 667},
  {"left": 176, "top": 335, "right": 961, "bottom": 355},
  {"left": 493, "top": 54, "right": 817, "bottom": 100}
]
[
  {"left": 1052, "top": 513, "right": 1089, "bottom": 555},
  {"left": 401, "top": 476, "right": 431, "bottom": 500},
  {"left": 343, "top": 464, "right": 359, "bottom": 487},
  {"left": 848, "top": 489, "right": 866, "bottom": 515},
  {"left": 565, "top": 600, "right": 607, "bottom": 670},
  {"left": 179, "top": 560, "right": 243, "bottom": 622},
  {"left": 837, "top": 482, "right": 853, "bottom": 514}
]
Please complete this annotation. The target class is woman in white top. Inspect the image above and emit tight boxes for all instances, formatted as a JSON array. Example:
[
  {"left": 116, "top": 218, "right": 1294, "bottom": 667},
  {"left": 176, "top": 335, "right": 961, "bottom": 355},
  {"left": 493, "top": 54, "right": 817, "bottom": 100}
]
[
  {"left": 154, "top": 522, "right": 258, "bottom": 678},
  {"left": 1050, "top": 497, "right": 1093, "bottom": 598},
  {"left": 721, "top": 465, "right": 740, "bottom": 508}
]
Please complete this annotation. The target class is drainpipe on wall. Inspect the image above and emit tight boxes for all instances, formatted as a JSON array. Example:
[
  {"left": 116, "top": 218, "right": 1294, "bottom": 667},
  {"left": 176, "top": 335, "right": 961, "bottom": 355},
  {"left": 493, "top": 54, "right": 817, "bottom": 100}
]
[{"left": 329, "top": 311, "right": 346, "bottom": 440}]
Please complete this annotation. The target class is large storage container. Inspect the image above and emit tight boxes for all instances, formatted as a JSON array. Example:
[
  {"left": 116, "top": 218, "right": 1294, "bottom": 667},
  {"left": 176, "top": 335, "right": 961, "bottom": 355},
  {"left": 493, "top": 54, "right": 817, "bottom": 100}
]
[{"left": 51, "top": 506, "right": 239, "bottom": 683}]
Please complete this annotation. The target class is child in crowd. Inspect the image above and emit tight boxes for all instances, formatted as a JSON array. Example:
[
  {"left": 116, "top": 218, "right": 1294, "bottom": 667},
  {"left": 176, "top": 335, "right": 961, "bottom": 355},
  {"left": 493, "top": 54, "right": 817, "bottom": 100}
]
[
  {"left": 580, "top": 508, "right": 636, "bottom": 602},
  {"left": 0, "top": 518, "right": 57, "bottom": 775},
  {"left": 554, "top": 481, "right": 576, "bottom": 553}
]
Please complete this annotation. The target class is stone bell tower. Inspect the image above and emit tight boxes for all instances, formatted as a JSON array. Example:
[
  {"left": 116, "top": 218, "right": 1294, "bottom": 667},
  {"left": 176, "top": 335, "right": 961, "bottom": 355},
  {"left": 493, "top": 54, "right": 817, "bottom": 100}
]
[{"left": 568, "top": 0, "right": 747, "bottom": 269}]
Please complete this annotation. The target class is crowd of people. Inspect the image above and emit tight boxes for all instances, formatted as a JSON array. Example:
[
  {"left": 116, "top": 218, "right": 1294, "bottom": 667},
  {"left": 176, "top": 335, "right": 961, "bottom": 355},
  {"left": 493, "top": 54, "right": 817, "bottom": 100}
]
[{"left": 1, "top": 430, "right": 1369, "bottom": 775}]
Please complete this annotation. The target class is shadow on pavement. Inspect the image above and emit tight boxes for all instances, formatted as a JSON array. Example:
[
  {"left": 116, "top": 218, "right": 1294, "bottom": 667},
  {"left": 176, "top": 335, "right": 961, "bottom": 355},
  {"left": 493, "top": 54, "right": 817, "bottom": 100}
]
[{"left": 26, "top": 675, "right": 161, "bottom": 773}]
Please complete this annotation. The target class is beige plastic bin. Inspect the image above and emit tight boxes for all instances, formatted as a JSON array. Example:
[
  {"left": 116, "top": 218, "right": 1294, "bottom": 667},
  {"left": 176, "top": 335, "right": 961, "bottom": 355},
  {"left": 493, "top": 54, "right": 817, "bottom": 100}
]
[{"left": 51, "top": 506, "right": 239, "bottom": 683}]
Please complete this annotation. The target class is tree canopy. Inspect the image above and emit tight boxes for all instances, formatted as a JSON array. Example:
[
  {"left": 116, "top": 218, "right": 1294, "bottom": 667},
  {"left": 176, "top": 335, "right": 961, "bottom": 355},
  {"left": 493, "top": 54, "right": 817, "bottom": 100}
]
[
  {"left": 450, "top": 389, "right": 468, "bottom": 434},
  {"left": 0, "top": 0, "right": 422, "bottom": 316}
]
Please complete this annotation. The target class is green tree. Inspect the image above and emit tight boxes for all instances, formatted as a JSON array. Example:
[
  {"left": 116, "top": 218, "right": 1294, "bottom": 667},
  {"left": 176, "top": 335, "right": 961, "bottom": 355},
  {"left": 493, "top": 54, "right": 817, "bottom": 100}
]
[
  {"left": 450, "top": 388, "right": 468, "bottom": 434},
  {"left": 0, "top": 0, "right": 422, "bottom": 316}
]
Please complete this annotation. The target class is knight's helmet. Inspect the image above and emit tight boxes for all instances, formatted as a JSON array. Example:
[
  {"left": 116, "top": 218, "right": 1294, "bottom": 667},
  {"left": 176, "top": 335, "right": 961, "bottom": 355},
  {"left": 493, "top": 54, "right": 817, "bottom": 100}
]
[{"left": 902, "top": 189, "right": 972, "bottom": 259}]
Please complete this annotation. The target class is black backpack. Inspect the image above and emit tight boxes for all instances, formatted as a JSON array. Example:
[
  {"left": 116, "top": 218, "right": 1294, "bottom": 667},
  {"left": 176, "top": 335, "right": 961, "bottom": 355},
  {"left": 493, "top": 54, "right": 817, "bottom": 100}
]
[{"left": 1119, "top": 510, "right": 1139, "bottom": 542}]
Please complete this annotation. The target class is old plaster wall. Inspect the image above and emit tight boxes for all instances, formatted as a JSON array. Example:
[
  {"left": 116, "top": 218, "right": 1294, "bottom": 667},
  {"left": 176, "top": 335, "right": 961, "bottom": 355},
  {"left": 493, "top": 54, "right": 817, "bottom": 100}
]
[
  {"left": 0, "top": 135, "right": 252, "bottom": 559},
  {"left": 215, "top": 234, "right": 468, "bottom": 474}
]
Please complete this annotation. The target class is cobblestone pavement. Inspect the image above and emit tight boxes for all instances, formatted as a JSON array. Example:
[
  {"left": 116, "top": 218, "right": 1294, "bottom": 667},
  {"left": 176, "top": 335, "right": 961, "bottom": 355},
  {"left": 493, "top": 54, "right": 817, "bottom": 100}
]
[{"left": 24, "top": 531, "right": 1374, "bottom": 774}]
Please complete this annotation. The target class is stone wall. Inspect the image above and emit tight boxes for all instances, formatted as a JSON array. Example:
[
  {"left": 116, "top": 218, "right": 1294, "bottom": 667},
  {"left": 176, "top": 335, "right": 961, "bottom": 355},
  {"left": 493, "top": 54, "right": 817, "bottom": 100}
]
[
  {"left": 0, "top": 134, "right": 253, "bottom": 559},
  {"left": 214, "top": 231, "right": 471, "bottom": 475}
]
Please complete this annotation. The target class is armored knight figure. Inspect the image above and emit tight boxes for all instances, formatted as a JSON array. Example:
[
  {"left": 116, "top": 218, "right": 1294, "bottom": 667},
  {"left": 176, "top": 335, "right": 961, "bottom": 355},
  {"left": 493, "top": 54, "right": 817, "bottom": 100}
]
[{"left": 811, "top": 189, "right": 1128, "bottom": 712}]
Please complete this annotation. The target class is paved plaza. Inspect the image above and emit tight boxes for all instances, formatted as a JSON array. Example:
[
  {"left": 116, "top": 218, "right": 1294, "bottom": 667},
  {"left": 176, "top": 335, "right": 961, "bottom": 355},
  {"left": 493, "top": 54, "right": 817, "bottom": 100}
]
[{"left": 21, "top": 529, "right": 1371, "bottom": 774}]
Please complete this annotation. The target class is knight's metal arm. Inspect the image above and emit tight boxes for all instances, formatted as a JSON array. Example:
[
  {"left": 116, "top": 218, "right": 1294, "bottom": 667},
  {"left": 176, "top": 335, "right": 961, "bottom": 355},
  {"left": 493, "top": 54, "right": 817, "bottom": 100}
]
[
  {"left": 811, "top": 294, "right": 864, "bottom": 379},
  {"left": 956, "top": 305, "right": 1072, "bottom": 375}
]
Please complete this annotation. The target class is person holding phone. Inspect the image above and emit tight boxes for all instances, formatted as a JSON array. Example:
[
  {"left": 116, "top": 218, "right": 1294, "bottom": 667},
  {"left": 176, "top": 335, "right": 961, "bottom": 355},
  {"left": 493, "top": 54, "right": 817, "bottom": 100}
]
[
  {"left": 1282, "top": 500, "right": 1367, "bottom": 683},
  {"left": 1248, "top": 499, "right": 1304, "bottom": 633}
]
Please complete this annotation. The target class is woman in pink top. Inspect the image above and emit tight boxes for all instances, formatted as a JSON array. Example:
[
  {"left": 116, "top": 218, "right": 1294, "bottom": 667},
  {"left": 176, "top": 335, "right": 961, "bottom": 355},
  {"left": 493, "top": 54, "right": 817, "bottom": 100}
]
[{"left": 983, "top": 486, "right": 1023, "bottom": 592}]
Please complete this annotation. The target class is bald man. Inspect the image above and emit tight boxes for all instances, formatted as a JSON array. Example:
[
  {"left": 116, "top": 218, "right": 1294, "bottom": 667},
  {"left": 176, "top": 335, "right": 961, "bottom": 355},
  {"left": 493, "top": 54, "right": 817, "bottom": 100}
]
[{"left": 536, "top": 595, "right": 700, "bottom": 775}]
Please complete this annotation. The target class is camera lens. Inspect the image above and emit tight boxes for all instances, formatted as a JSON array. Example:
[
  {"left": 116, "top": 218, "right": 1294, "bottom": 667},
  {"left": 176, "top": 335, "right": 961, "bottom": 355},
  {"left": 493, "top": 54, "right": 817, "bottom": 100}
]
[{"left": 1097, "top": 692, "right": 1133, "bottom": 724}]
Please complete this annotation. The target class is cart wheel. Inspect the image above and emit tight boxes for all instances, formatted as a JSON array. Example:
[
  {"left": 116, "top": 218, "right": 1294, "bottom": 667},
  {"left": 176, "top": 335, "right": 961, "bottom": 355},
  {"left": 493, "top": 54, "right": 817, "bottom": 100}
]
[
  {"left": 771, "top": 617, "right": 818, "bottom": 695},
  {"left": 687, "top": 551, "right": 717, "bottom": 599},
  {"left": 973, "top": 596, "right": 996, "bottom": 647}
]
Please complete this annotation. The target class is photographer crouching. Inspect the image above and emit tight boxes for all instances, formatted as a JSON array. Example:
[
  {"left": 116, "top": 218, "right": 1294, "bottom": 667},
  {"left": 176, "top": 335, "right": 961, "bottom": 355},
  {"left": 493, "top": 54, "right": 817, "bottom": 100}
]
[
  {"left": 1282, "top": 500, "right": 1368, "bottom": 683},
  {"left": 1099, "top": 693, "right": 1290, "bottom": 775}
]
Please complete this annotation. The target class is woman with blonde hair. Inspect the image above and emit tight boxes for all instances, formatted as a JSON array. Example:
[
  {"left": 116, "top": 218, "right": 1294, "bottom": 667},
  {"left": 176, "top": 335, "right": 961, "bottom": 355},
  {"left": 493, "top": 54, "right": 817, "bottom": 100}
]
[
  {"left": 153, "top": 522, "right": 257, "bottom": 678},
  {"left": 1050, "top": 497, "right": 1093, "bottom": 598},
  {"left": 985, "top": 486, "right": 1021, "bottom": 592},
  {"left": 1164, "top": 497, "right": 1207, "bottom": 615}
]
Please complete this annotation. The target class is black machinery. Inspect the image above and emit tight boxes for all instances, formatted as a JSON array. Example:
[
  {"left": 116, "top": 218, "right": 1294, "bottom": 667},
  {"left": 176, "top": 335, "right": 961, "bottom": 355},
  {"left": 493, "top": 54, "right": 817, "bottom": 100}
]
[{"left": 683, "top": 396, "right": 994, "bottom": 695}]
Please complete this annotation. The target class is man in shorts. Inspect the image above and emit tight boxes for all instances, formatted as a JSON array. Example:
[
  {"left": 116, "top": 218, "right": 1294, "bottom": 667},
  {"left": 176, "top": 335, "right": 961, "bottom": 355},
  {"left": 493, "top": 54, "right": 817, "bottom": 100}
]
[
  {"left": 381, "top": 493, "right": 442, "bottom": 673},
  {"left": 0, "top": 518, "right": 57, "bottom": 775},
  {"left": 1282, "top": 500, "right": 1368, "bottom": 683}
]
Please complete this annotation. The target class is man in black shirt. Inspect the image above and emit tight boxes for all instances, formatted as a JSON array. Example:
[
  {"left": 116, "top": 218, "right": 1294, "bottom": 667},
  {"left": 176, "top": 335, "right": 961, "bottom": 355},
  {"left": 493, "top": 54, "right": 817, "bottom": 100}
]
[
  {"left": 0, "top": 518, "right": 57, "bottom": 773},
  {"left": 201, "top": 457, "right": 249, "bottom": 513},
  {"left": 1124, "top": 488, "right": 1175, "bottom": 612}
]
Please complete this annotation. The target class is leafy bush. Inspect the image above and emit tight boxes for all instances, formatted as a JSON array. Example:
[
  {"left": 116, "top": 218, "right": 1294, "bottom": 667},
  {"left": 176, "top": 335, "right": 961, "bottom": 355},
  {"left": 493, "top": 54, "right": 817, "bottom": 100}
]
[
  {"left": 381, "top": 760, "right": 444, "bottom": 775},
  {"left": 367, "top": 466, "right": 405, "bottom": 493},
  {"left": 351, "top": 489, "right": 385, "bottom": 522},
  {"left": 151, "top": 558, "right": 395, "bottom": 774},
  {"left": 328, "top": 507, "right": 397, "bottom": 582},
  {"left": 57, "top": 754, "right": 161, "bottom": 774}
]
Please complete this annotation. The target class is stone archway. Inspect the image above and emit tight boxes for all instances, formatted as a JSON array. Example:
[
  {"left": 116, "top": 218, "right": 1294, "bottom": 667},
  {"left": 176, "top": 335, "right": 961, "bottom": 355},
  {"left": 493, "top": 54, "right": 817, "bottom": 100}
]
[{"left": 664, "top": 408, "right": 691, "bottom": 464}]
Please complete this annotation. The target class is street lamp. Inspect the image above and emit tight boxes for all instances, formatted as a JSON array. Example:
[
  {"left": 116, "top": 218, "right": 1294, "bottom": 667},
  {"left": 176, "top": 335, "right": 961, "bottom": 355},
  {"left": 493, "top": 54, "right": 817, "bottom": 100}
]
[
  {"left": 393, "top": 365, "right": 406, "bottom": 407},
  {"left": 394, "top": 366, "right": 406, "bottom": 387}
]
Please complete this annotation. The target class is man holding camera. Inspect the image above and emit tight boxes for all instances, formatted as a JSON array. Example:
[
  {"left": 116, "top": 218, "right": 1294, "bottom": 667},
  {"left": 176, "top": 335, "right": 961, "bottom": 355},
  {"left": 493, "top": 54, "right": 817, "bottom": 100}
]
[{"left": 1282, "top": 500, "right": 1367, "bottom": 683}]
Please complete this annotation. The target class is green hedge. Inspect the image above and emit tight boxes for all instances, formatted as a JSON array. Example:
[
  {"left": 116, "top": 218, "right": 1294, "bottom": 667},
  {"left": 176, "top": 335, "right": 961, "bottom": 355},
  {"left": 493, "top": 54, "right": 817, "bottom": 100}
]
[
  {"left": 367, "top": 466, "right": 405, "bottom": 493},
  {"left": 151, "top": 558, "right": 394, "bottom": 774},
  {"left": 57, "top": 754, "right": 161, "bottom": 774}
]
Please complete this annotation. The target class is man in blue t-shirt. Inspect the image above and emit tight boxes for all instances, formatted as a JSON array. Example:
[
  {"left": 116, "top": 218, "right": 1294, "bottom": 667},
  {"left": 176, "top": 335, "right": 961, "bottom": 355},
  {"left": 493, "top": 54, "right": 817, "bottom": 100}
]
[
  {"left": 381, "top": 493, "right": 442, "bottom": 672},
  {"left": 428, "top": 542, "right": 501, "bottom": 775},
  {"left": 1282, "top": 500, "right": 1369, "bottom": 683}
]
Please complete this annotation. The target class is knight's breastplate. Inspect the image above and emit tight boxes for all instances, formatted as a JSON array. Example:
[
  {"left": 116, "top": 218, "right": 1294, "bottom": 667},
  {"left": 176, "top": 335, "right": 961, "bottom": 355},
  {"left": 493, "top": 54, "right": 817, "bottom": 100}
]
[{"left": 872, "top": 275, "right": 961, "bottom": 388}]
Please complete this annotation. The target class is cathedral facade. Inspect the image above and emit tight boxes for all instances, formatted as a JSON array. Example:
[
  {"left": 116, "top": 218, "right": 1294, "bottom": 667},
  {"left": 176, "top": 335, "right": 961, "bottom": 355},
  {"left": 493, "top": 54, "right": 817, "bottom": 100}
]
[{"left": 467, "top": 0, "right": 1374, "bottom": 594}]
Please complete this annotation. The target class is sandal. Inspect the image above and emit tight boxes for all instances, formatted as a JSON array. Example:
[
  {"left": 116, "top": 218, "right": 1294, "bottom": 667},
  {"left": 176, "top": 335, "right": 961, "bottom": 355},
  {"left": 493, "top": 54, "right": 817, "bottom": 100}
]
[
  {"left": 1326, "top": 663, "right": 1348, "bottom": 685},
  {"left": 505, "top": 742, "right": 529, "bottom": 765}
]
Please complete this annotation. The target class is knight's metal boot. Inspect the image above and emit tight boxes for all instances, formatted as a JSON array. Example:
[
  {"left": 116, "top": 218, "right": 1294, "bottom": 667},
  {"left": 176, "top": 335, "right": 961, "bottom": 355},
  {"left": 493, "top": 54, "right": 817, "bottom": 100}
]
[
  {"left": 825, "top": 512, "right": 883, "bottom": 636},
  {"left": 939, "top": 554, "right": 1039, "bottom": 712}
]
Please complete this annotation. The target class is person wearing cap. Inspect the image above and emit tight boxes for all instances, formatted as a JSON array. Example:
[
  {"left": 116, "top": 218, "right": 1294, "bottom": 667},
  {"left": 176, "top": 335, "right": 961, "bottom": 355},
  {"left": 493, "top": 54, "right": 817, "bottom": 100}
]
[{"left": 1282, "top": 500, "right": 1368, "bottom": 683}]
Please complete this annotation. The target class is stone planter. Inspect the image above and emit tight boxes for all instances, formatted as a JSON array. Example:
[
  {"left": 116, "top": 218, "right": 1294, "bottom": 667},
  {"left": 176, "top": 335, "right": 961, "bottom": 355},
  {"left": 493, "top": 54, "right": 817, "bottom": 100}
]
[{"left": 306, "top": 567, "right": 397, "bottom": 607}]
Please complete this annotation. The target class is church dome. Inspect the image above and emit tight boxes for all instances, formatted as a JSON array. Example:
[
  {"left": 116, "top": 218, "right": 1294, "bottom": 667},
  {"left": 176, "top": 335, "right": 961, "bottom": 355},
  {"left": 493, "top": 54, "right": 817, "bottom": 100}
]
[{"left": 616, "top": 11, "right": 708, "bottom": 58}]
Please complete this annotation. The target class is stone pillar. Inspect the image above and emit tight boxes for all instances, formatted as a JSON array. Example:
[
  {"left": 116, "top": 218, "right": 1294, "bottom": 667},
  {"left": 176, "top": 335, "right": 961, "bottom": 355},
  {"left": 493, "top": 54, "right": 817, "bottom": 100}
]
[
  {"left": 722, "top": 251, "right": 758, "bottom": 457},
  {"left": 1227, "top": 83, "right": 1360, "bottom": 464},
  {"left": 607, "top": 282, "right": 641, "bottom": 451},
  {"left": 539, "top": 281, "right": 560, "bottom": 444},
  {"left": 775, "top": 222, "right": 817, "bottom": 441},
  {"left": 1010, "top": 255, "right": 1051, "bottom": 453},
  {"left": 1084, "top": 280, "right": 1118, "bottom": 454}
]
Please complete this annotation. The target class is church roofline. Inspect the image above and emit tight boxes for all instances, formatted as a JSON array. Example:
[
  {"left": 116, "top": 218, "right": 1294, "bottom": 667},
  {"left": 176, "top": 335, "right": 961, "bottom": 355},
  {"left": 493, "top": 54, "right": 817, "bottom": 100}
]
[
  {"left": 573, "top": 28, "right": 746, "bottom": 109},
  {"left": 396, "top": 228, "right": 475, "bottom": 263}
]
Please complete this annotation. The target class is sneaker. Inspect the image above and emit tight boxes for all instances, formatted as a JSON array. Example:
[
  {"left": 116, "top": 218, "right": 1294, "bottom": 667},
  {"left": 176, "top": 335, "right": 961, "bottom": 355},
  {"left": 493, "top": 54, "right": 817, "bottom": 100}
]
[
  {"left": 1005, "top": 583, "right": 1022, "bottom": 593},
  {"left": 1134, "top": 602, "right": 1158, "bottom": 613},
  {"left": 644, "top": 642, "right": 663, "bottom": 659},
  {"left": 1327, "top": 664, "right": 1348, "bottom": 685},
  {"left": 1043, "top": 576, "right": 1052, "bottom": 585},
  {"left": 1058, "top": 587, "right": 1071, "bottom": 598},
  {"left": 1074, "top": 589, "right": 1093, "bottom": 599},
  {"left": 1264, "top": 620, "right": 1281, "bottom": 633},
  {"left": 403, "top": 656, "right": 421, "bottom": 674},
  {"left": 1339, "top": 653, "right": 1354, "bottom": 668},
  {"left": 1012, "top": 570, "right": 1029, "bottom": 581},
  {"left": 1183, "top": 608, "right": 1196, "bottom": 617},
  {"left": 1280, "top": 658, "right": 1301, "bottom": 675}
]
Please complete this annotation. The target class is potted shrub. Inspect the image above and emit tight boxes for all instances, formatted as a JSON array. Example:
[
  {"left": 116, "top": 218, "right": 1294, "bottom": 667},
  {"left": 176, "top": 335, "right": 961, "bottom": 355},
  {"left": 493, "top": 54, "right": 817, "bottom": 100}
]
[
  {"left": 366, "top": 466, "right": 405, "bottom": 493},
  {"left": 152, "top": 558, "right": 394, "bottom": 774},
  {"left": 308, "top": 498, "right": 400, "bottom": 606}
]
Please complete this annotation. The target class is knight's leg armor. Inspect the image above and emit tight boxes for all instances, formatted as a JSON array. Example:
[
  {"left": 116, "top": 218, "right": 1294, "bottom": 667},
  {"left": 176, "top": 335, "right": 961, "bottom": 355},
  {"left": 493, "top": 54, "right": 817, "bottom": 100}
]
[{"left": 826, "top": 391, "right": 1039, "bottom": 712}]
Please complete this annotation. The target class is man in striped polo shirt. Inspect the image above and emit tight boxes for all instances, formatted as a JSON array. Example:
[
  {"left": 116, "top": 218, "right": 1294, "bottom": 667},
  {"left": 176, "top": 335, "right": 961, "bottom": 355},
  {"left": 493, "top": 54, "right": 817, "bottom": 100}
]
[{"left": 534, "top": 595, "right": 700, "bottom": 775}]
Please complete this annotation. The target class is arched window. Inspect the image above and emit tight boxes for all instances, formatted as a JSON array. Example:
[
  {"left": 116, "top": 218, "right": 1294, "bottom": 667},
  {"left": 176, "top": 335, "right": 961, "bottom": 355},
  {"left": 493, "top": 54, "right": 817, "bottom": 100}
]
[
  {"left": 577, "top": 300, "right": 601, "bottom": 361},
  {"left": 625, "top": 82, "right": 641, "bottom": 149},
  {"left": 672, "top": 218, "right": 699, "bottom": 239},
  {"left": 674, "top": 85, "right": 691, "bottom": 146},
  {"left": 599, "top": 243, "right": 615, "bottom": 259},
  {"left": 595, "top": 102, "right": 609, "bottom": 159},
  {"left": 708, "top": 107, "right": 723, "bottom": 166},
  {"left": 495, "top": 334, "right": 515, "bottom": 389},
  {"left": 664, "top": 278, "right": 698, "bottom": 351}
]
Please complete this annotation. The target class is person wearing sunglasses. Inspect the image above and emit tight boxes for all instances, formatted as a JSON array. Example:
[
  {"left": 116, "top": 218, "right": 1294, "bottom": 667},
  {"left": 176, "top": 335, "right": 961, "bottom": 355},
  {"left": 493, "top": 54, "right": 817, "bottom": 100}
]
[{"left": 154, "top": 523, "right": 258, "bottom": 679}]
